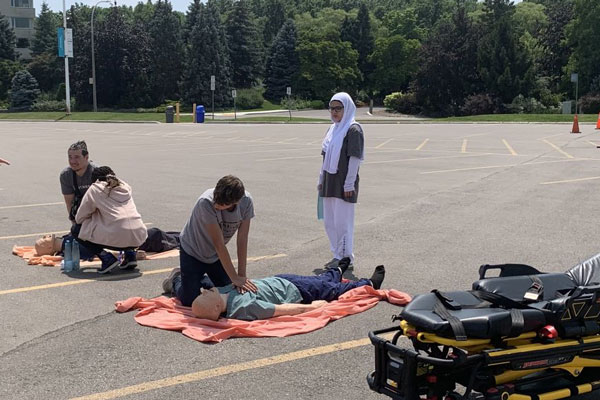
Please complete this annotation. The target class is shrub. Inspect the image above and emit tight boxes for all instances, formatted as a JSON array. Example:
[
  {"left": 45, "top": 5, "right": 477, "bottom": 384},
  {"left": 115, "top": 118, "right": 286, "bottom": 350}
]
[
  {"left": 383, "top": 92, "right": 420, "bottom": 114},
  {"left": 280, "top": 97, "right": 323, "bottom": 110},
  {"left": 31, "top": 99, "right": 67, "bottom": 111},
  {"left": 235, "top": 88, "right": 264, "bottom": 110},
  {"left": 10, "top": 70, "right": 40, "bottom": 111},
  {"left": 579, "top": 94, "right": 600, "bottom": 114},
  {"left": 460, "top": 93, "right": 497, "bottom": 116},
  {"left": 505, "top": 95, "right": 548, "bottom": 114}
]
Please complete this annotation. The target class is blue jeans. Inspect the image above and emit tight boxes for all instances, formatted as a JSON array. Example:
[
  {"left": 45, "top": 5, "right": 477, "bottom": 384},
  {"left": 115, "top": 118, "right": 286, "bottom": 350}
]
[
  {"left": 174, "top": 246, "right": 231, "bottom": 307},
  {"left": 276, "top": 269, "right": 371, "bottom": 303}
]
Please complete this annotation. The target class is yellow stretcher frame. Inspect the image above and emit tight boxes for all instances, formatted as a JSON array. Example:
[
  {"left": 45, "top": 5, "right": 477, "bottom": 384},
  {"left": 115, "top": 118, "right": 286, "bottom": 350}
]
[{"left": 396, "top": 320, "right": 600, "bottom": 400}]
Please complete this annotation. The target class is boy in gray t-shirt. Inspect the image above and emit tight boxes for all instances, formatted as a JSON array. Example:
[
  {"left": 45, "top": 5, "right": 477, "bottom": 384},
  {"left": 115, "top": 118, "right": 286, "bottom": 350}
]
[{"left": 169, "top": 175, "right": 258, "bottom": 306}]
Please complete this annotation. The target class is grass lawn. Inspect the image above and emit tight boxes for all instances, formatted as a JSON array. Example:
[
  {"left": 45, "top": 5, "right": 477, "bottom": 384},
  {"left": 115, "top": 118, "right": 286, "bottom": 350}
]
[{"left": 433, "top": 113, "right": 599, "bottom": 123}]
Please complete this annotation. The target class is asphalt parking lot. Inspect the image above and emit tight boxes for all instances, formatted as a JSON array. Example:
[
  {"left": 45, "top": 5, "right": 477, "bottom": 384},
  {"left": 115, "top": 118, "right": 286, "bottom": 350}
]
[{"left": 2, "top": 121, "right": 600, "bottom": 399}]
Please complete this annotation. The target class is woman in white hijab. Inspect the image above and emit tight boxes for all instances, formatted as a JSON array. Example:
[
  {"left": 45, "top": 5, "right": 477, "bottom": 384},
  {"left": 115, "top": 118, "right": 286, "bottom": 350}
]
[{"left": 318, "top": 92, "right": 364, "bottom": 268}]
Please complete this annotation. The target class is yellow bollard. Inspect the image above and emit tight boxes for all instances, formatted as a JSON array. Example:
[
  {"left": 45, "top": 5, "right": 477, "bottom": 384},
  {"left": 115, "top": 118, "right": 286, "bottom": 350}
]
[
  {"left": 192, "top": 102, "right": 196, "bottom": 123},
  {"left": 175, "top": 102, "right": 180, "bottom": 123}
]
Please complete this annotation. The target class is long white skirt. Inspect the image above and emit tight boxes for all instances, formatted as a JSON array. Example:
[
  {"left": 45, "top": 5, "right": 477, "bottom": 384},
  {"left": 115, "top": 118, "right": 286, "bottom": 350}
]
[{"left": 323, "top": 197, "right": 355, "bottom": 262}]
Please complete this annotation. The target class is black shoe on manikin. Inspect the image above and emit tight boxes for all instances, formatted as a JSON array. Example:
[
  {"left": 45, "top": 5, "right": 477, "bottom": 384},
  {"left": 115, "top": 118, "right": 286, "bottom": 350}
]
[
  {"left": 336, "top": 257, "right": 352, "bottom": 275},
  {"left": 369, "top": 265, "right": 385, "bottom": 289}
]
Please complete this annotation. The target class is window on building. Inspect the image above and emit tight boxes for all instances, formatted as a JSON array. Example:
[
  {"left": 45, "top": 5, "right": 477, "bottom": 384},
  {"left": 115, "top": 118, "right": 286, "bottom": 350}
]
[
  {"left": 11, "top": 0, "right": 31, "bottom": 7},
  {"left": 11, "top": 17, "right": 32, "bottom": 28},
  {"left": 16, "top": 38, "right": 29, "bottom": 48}
]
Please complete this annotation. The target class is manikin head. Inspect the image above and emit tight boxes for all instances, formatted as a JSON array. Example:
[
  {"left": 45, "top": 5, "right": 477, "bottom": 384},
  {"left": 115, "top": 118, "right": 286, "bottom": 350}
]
[
  {"left": 68, "top": 141, "right": 89, "bottom": 173},
  {"left": 35, "top": 234, "right": 63, "bottom": 256},
  {"left": 191, "top": 288, "right": 226, "bottom": 321}
]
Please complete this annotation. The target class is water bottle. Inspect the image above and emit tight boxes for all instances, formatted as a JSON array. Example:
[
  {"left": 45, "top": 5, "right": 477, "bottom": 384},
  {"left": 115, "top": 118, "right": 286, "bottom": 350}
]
[
  {"left": 63, "top": 238, "right": 73, "bottom": 272},
  {"left": 317, "top": 195, "right": 324, "bottom": 220},
  {"left": 71, "top": 240, "right": 80, "bottom": 271}
]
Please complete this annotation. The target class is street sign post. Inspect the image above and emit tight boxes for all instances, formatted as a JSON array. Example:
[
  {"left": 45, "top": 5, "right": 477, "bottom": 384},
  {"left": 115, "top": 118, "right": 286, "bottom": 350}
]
[
  {"left": 211, "top": 75, "right": 215, "bottom": 120},
  {"left": 571, "top": 73, "right": 579, "bottom": 114},
  {"left": 232, "top": 89, "right": 237, "bottom": 120},
  {"left": 286, "top": 86, "right": 292, "bottom": 121}
]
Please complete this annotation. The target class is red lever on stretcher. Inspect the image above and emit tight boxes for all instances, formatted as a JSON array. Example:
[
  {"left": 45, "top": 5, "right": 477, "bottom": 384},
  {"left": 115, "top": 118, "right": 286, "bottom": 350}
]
[{"left": 539, "top": 325, "right": 558, "bottom": 339}]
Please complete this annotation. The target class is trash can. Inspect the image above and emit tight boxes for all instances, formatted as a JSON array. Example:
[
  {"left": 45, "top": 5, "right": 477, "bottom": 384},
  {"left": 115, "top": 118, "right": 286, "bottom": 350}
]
[
  {"left": 196, "top": 105, "right": 205, "bottom": 123},
  {"left": 165, "top": 105, "right": 174, "bottom": 123}
]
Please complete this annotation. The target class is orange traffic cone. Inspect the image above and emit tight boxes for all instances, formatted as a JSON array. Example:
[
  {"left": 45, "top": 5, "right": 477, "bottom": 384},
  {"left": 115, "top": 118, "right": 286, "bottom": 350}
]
[
  {"left": 596, "top": 112, "right": 600, "bottom": 130},
  {"left": 571, "top": 114, "right": 581, "bottom": 134}
]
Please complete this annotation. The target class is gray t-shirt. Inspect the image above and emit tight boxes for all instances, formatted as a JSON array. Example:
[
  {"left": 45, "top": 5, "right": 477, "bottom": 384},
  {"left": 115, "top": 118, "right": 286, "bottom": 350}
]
[
  {"left": 320, "top": 124, "right": 364, "bottom": 203},
  {"left": 180, "top": 188, "right": 255, "bottom": 263},
  {"left": 219, "top": 277, "right": 303, "bottom": 320},
  {"left": 59, "top": 163, "right": 98, "bottom": 196}
]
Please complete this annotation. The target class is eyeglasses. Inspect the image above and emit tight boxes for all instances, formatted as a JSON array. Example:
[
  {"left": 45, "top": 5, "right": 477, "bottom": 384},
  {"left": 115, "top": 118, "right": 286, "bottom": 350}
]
[{"left": 328, "top": 106, "right": 344, "bottom": 113}]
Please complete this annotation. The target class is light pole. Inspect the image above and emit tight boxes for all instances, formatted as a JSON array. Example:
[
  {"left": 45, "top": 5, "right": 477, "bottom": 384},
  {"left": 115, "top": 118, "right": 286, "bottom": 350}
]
[{"left": 91, "top": 0, "right": 114, "bottom": 112}]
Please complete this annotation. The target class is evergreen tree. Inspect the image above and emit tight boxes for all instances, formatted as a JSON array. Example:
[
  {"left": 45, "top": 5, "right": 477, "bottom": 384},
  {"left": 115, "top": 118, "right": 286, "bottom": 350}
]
[
  {"left": 355, "top": 3, "right": 374, "bottom": 84},
  {"left": 540, "top": 0, "right": 573, "bottom": 87},
  {"left": 264, "top": 19, "right": 299, "bottom": 101},
  {"left": 0, "top": 59, "right": 20, "bottom": 100},
  {"left": 148, "top": 0, "right": 183, "bottom": 103},
  {"left": 10, "top": 70, "right": 40, "bottom": 110},
  {"left": 477, "top": 0, "right": 533, "bottom": 104},
  {"left": 69, "top": 4, "right": 93, "bottom": 108},
  {"left": 414, "top": 3, "right": 480, "bottom": 115},
  {"left": 340, "top": 15, "right": 359, "bottom": 48},
  {"left": 262, "top": 0, "right": 286, "bottom": 48},
  {"left": 183, "top": 0, "right": 201, "bottom": 45},
  {"left": 568, "top": 0, "right": 600, "bottom": 94},
  {"left": 31, "top": 2, "right": 60, "bottom": 57},
  {"left": 181, "top": 0, "right": 232, "bottom": 107},
  {"left": 94, "top": 7, "right": 153, "bottom": 107},
  {"left": 0, "top": 12, "right": 16, "bottom": 60},
  {"left": 226, "top": 0, "right": 263, "bottom": 88}
]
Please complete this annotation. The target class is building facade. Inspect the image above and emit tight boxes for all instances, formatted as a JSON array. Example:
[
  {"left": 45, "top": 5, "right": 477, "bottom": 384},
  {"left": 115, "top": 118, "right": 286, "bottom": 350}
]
[{"left": 0, "top": 0, "right": 35, "bottom": 59}]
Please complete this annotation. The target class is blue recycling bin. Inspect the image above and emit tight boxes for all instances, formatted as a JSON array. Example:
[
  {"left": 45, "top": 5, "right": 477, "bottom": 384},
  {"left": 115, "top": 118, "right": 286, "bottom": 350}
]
[{"left": 196, "top": 105, "right": 205, "bottom": 123}]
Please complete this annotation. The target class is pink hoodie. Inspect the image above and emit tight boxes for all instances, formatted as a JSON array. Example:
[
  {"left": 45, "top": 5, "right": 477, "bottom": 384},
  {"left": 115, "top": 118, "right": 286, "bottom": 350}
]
[{"left": 75, "top": 180, "right": 147, "bottom": 248}]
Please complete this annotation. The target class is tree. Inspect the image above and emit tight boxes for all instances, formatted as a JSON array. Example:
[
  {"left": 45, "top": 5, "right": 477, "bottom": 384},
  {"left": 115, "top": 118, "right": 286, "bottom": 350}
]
[
  {"left": 567, "top": 0, "right": 600, "bottom": 94},
  {"left": 414, "top": 3, "right": 480, "bottom": 115},
  {"left": 262, "top": 0, "right": 286, "bottom": 47},
  {"left": 31, "top": 2, "right": 60, "bottom": 57},
  {"left": 355, "top": 3, "right": 374, "bottom": 85},
  {"left": 296, "top": 40, "right": 360, "bottom": 101},
  {"left": 226, "top": 0, "right": 263, "bottom": 88},
  {"left": 264, "top": 19, "right": 299, "bottom": 101},
  {"left": 94, "top": 7, "right": 153, "bottom": 108},
  {"left": 477, "top": 0, "right": 533, "bottom": 104},
  {"left": 10, "top": 70, "right": 40, "bottom": 110},
  {"left": 0, "top": 60, "right": 20, "bottom": 101},
  {"left": 369, "top": 35, "right": 420, "bottom": 96},
  {"left": 0, "top": 12, "right": 16, "bottom": 60},
  {"left": 539, "top": 0, "right": 573, "bottom": 89},
  {"left": 148, "top": 0, "right": 183, "bottom": 104},
  {"left": 180, "top": 0, "right": 232, "bottom": 107}
]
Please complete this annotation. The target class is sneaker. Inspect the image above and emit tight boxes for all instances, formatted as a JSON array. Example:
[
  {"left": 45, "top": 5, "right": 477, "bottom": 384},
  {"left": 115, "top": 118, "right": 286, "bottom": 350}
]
[
  {"left": 324, "top": 258, "right": 340, "bottom": 268},
  {"left": 334, "top": 257, "right": 352, "bottom": 275},
  {"left": 119, "top": 250, "right": 138, "bottom": 270},
  {"left": 162, "top": 267, "right": 181, "bottom": 294},
  {"left": 98, "top": 251, "right": 119, "bottom": 274}
]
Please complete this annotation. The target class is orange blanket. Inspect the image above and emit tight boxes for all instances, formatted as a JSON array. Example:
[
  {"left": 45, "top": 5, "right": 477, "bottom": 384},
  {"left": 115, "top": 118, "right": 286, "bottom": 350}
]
[
  {"left": 115, "top": 286, "right": 411, "bottom": 343},
  {"left": 12, "top": 245, "right": 180, "bottom": 267}
]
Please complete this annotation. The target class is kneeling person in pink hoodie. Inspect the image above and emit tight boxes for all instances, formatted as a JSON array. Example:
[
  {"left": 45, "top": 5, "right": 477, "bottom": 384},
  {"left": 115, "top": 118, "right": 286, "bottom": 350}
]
[{"left": 72, "top": 166, "right": 148, "bottom": 273}]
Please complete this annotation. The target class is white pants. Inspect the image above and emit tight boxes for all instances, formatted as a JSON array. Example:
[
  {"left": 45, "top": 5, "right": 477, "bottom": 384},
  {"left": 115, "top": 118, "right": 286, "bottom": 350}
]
[{"left": 323, "top": 197, "right": 355, "bottom": 262}]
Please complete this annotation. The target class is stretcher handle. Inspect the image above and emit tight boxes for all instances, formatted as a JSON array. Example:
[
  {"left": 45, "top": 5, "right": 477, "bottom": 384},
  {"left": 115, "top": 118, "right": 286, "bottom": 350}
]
[{"left": 478, "top": 263, "right": 541, "bottom": 279}]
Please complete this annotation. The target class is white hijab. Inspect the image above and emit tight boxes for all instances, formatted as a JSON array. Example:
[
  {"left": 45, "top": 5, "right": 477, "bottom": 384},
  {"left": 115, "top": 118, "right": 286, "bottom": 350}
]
[{"left": 321, "top": 92, "right": 363, "bottom": 174}]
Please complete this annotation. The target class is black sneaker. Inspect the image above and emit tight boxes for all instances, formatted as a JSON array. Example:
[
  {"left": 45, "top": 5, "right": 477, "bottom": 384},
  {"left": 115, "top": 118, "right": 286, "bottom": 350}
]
[
  {"left": 336, "top": 257, "right": 352, "bottom": 275},
  {"left": 324, "top": 258, "right": 340, "bottom": 268},
  {"left": 119, "top": 250, "right": 138, "bottom": 270},
  {"left": 98, "top": 252, "right": 119, "bottom": 274},
  {"left": 369, "top": 265, "right": 386, "bottom": 289}
]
